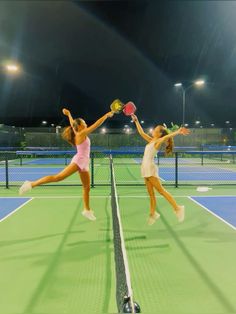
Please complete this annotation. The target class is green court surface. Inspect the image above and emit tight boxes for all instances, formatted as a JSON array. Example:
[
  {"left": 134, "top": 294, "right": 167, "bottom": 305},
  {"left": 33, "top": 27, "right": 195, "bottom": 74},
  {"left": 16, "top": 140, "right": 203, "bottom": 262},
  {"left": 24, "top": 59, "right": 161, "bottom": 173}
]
[{"left": 1, "top": 185, "right": 236, "bottom": 313}]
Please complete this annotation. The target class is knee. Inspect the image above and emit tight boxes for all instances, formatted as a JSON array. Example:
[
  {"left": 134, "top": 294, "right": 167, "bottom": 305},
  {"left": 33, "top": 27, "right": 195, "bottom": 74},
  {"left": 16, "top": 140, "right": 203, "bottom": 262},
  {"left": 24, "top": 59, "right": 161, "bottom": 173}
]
[
  {"left": 83, "top": 184, "right": 90, "bottom": 193},
  {"left": 147, "top": 189, "right": 155, "bottom": 197},
  {"left": 53, "top": 174, "right": 63, "bottom": 182},
  {"left": 157, "top": 187, "right": 166, "bottom": 195}
]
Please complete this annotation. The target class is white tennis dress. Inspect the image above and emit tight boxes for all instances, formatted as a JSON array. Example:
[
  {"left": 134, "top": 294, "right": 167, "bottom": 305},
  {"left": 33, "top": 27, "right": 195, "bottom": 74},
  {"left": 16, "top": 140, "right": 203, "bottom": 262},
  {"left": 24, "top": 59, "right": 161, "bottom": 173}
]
[{"left": 141, "top": 141, "right": 158, "bottom": 178}]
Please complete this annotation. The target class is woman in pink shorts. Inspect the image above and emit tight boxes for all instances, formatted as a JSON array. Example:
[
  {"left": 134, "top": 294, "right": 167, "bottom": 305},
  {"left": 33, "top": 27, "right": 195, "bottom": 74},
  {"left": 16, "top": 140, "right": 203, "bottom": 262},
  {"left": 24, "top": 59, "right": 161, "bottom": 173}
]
[{"left": 19, "top": 108, "right": 114, "bottom": 221}]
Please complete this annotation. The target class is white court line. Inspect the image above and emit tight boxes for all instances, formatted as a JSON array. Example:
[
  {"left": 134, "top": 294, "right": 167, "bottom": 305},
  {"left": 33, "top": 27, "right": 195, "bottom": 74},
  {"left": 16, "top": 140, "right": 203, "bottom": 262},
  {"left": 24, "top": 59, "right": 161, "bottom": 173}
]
[
  {"left": 1, "top": 196, "right": 147, "bottom": 199},
  {"left": 0, "top": 198, "right": 34, "bottom": 223},
  {"left": 161, "top": 171, "right": 236, "bottom": 174},
  {"left": 0, "top": 160, "right": 16, "bottom": 164},
  {"left": 0, "top": 172, "right": 66, "bottom": 175},
  {"left": 0, "top": 167, "right": 64, "bottom": 169},
  {"left": 1, "top": 194, "right": 236, "bottom": 199},
  {"left": 188, "top": 196, "right": 236, "bottom": 231},
  {"left": 215, "top": 166, "right": 236, "bottom": 173}
]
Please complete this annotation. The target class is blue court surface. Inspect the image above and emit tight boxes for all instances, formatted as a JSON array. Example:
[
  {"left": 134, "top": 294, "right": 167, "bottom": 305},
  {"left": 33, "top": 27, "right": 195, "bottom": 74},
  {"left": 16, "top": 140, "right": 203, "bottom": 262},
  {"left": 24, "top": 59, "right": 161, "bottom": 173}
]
[
  {"left": 0, "top": 167, "right": 64, "bottom": 182},
  {"left": 20, "top": 158, "right": 70, "bottom": 165},
  {"left": 0, "top": 197, "right": 32, "bottom": 221},
  {"left": 160, "top": 167, "right": 236, "bottom": 181},
  {"left": 190, "top": 196, "right": 236, "bottom": 228},
  {"left": 1, "top": 165, "right": 236, "bottom": 182}
]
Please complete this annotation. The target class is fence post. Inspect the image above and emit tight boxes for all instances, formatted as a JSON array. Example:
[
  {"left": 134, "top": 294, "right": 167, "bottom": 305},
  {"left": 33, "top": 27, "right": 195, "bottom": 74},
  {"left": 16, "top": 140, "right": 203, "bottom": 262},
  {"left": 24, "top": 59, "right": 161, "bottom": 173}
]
[
  {"left": 91, "top": 152, "right": 95, "bottom": 188},
  {"left": 201, "top": 153, "right": 204, "bottom": 166},
  {"left": 175, "top": 152, "right": 178, "bottom": 188},
  {"left": 157, "top": 153, "right": 160, "bottom": 165},
  {"left": 5, "top": 154, "right": 9, "bottom": 189}
]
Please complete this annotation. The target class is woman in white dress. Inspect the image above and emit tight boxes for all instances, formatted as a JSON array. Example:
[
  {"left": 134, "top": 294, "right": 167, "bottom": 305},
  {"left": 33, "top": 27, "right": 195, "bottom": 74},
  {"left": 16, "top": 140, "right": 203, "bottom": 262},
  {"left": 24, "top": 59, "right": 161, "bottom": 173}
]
[{"left": 132, "top": 114, "right": 190, "bottom": 225}]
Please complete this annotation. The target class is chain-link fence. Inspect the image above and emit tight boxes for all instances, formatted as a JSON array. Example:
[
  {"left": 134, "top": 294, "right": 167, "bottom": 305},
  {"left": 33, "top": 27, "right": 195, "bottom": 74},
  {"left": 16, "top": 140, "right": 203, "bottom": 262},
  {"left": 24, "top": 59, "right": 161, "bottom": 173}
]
[
  {"left": 1, "top": 149, "right": 236, "bottom": 189},
  {"left": 1, "top": 124, "right": 236, "bottom": 150}
]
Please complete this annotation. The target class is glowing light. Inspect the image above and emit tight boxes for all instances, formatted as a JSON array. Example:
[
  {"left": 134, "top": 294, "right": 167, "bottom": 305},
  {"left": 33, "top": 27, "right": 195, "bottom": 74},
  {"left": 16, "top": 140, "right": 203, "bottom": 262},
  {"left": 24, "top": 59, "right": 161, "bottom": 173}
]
[
  {"left": 42, "top": 121, "right": 47, "bottom": 125},
  {"left": 174, "top": 83, "right": 182, "bottom": 87},
  {"left": 141, "top": 120, "right": 144, "bottom": 124},
  {"left": 194, "top": 80, "right": 205, "bottom": 86},
  {"left": 101, "top": 127, "right": 106, "bottom": 134},
  {"left": 5, "top": 63, "right": 20, "bottom": 73}
]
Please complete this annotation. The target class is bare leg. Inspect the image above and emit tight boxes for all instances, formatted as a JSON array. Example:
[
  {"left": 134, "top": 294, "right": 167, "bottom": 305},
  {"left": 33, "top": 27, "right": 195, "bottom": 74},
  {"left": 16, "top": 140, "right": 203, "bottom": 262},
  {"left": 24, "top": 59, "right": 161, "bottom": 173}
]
[
  {"left": 144, "top": 178, "right": 156, "bottom": 216},
  {"left": 31, "top": 163, "right": 78, "bottom": 188},
  {"left": 148, "top": 176, "right": 179, "bottom": 212},
  {"left": 79, "top": 171, "right": 91, "bottom": 210}
]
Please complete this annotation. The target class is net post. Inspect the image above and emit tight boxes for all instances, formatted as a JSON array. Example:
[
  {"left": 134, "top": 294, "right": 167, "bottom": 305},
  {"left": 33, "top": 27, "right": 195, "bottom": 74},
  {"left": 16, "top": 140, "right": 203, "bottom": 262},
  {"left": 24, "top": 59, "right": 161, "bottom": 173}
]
[
  {"left": 91, "top": 152, "right": 95, "bottom": 188},
  {"left": 201, "top": 153, "right": 204, "bottom": 166},
  {"left": 5, "top": 154, "right": 9, "bottom": 189},
  {"left": 175, "top": 152, "right": 178, "bottom": 188}
]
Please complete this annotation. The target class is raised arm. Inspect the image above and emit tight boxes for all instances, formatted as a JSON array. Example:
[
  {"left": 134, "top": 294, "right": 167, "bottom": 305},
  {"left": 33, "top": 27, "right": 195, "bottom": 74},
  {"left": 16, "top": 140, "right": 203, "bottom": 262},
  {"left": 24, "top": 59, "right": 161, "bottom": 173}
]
[
  {"left": 82, "top": 111, "right": 114, "bottom": 135},
  {"left": 132, "top": 114, "right": 152, "bottom": 143},
  {"left": 157, "top": 127, "right": 190, "bottom": 146},
  {"left": 62, "top": 108, "right": 76, "bottom": 133}
]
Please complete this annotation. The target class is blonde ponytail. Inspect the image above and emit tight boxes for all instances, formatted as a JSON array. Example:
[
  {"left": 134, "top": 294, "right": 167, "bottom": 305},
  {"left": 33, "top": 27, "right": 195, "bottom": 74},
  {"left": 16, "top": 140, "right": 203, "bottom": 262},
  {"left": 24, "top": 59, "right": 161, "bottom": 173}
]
[
  {"left": 62, "top": 126, "right": 76, "bottom": 146},
  {"left": 159, "top": 126, "right": 174, "bottom": 156},
  {"left": 61, "top": 118, "right": 82, "bottom": 146},
  {"left": 165, "top": 137, "right": 174, "bottom": 156}
]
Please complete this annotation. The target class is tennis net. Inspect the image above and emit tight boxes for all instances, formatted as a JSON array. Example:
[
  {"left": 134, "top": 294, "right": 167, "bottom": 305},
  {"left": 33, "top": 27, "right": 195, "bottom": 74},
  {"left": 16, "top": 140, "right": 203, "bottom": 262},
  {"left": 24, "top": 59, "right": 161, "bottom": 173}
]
[{"left": 110, "top": 154, "right": 138, "bottom": 313}]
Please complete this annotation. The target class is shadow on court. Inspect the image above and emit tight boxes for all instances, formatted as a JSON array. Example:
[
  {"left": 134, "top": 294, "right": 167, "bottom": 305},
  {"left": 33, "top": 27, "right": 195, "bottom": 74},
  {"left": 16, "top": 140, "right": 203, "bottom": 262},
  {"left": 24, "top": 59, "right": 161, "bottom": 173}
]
[{"left": 160, "top": 209, "right": 236, "bottom": 313}]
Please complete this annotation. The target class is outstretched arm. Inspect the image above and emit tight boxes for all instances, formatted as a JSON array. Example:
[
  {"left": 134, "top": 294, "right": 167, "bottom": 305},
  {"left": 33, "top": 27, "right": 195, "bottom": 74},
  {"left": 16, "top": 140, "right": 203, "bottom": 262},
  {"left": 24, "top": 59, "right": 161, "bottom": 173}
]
[
  {"left": 156, "top": 127, "right": 190, "bottom": 146},
  {"left": 82, "top": 111, "right": 114, "bottom": 135},
  {"left": 62, "top": 108, "right": 76, "bottom": 133},
  {"left": 132, "top": 114, "right": 152, "bottom": 143}
]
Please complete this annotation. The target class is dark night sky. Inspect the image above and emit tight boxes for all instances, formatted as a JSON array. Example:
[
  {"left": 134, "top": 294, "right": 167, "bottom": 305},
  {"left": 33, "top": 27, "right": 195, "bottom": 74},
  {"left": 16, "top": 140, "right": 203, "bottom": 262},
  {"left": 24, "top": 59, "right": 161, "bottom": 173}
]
[{"left": 0, "top": 0, "right": 236, "bottom": 127}]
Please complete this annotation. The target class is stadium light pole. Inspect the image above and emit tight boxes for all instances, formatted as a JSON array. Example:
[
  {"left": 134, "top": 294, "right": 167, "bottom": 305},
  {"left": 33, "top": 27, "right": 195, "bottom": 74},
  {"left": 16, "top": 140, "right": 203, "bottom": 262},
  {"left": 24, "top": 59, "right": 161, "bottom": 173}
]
[{"left": 174, "top": 80, "right": 205, "bottom": 126}]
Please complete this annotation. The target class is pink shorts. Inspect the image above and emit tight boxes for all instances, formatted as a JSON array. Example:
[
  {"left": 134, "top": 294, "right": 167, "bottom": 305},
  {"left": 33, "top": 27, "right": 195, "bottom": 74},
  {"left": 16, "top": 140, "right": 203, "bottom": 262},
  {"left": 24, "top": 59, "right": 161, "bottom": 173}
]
[{"left": 70, "top": 155, "right": 89, "bottom": 172}]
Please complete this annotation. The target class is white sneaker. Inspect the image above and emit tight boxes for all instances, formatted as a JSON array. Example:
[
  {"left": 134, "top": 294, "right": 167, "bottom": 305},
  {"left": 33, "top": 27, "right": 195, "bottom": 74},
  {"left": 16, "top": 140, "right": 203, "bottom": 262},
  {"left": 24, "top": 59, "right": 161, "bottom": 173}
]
[
  {"left": 175, "top": 205, "right": 185, "bottom": 222},
  {"left": 19, "top": 181, "right": 32, "bottom": 195},
  {"left": 148, "top": 211, "right": 160, "bottom": 225},
  {"left": 82, "top": 209, "right": 96, "bottom": 221}
]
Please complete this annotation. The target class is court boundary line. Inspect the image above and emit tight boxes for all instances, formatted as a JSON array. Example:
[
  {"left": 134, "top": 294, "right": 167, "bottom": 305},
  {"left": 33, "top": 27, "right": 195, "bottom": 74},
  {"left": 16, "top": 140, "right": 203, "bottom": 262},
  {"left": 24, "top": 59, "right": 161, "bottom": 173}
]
[
  {"left": 1, "top": 194, "right": 236, "bottom": 199},
  {"left": 188, "top": 196, "right": 236, "bottom": 231},
  {"left": 0, "top": 197, "right": 34, "bottom": 223},
  {"left": 216, "top": 166, "right": 236, "bottom": 173}
]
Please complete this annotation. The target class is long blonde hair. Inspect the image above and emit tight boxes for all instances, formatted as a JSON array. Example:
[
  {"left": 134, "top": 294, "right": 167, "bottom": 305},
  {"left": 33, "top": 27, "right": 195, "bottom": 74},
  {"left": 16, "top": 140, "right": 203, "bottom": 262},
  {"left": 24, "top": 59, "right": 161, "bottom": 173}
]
[
  {"left": 158, "top": 125, "right": 174, "bottom": 156},
  {"left": 61, "top": 118, "right": 83, "bottom": 146}
]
